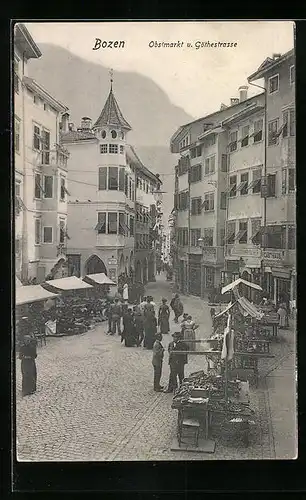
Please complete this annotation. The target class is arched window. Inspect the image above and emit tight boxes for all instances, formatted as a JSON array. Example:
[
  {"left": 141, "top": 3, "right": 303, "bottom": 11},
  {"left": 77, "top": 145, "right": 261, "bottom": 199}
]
[
  {"left": 111, "top": 130, "right": 117, "bottom": 139},
  {"left": 101, "top": 130, "right": 106, "bottom": 139}
]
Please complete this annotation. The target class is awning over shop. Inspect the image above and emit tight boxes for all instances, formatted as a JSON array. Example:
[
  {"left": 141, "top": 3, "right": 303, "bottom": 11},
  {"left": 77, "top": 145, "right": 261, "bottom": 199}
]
[
  {"left": 43, "top": 276, "right": 93, "bottom": 291},
  {"left": 83, "top": 273, "right": 116, "bottom": 286},
  {"left": 271, "top": 268, "right": 292, "bottom": 280},
  {"left": 214, "top": 302, "right": 235, "bottom": 318},
  {"left": 16, "top": 277, "right": 23, "bottom": 288},
  {"left": 16, "top": 285, "right": 59, "bottom": 306},
  {"left": 221, "top": 278, "right": 262, "bottom": 295},
  {"left": 237, "top": 296, "right": 264, "bottom": 320}
]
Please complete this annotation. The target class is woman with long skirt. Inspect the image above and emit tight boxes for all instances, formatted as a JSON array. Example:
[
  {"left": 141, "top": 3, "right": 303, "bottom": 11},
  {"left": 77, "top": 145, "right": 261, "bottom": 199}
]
[
  {"left": 19, "top": 325, "right": 37, "bottom": 397},
  {"left": 158, "top": 298, "right": 170, "bottom": 335},
  {"left": 143, "top": 299, "right": 157, "bottom": 349},
  {"left": 122, "top": 309, "right": 137, "bottom": 347}
]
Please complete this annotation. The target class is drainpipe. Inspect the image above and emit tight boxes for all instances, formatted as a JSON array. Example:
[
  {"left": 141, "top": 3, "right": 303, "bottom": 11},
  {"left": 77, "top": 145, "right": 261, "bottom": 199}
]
[
  {"left": 248, "top": 81, "right": 267, "bottom": 290},
  {"left": 21, "top": 52, "right": 28, "bottom": 282}
]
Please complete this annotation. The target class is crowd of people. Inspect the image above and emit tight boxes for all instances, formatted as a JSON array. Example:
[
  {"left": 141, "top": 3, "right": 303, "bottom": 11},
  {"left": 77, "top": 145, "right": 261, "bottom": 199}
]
[{"left": 104, "top": 291, "right": 199, "bottom": 393}]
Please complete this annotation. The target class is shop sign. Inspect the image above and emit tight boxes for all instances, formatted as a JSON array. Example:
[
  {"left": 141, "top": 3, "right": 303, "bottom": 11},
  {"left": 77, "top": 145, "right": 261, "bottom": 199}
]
[
  {"left": 231, "top": 246, "right": 261, "bottom": 257},
  {"left": 108, "top": 258, "right": 117, "bottom": 265},
  {"left": 263, "top": 249, "right": 285, "bottom": 264}
]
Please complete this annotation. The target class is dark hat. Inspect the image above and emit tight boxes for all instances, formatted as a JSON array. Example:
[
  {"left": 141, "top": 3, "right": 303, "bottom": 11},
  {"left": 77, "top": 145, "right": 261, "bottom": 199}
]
[{"left": 172, "top": 331, "right": 180, "bottom": 337}]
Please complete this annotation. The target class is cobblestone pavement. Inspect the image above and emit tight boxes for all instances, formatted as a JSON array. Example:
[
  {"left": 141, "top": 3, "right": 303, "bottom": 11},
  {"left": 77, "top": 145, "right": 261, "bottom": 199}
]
[{"left": 16, "top": 275, "right": 277, "bottom": 461}]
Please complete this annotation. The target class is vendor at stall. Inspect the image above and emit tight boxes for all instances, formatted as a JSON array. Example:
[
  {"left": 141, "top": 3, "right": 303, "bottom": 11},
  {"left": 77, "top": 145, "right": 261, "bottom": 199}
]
[{"left": 165, "top": 332, "right": 188, "bottom": 393}]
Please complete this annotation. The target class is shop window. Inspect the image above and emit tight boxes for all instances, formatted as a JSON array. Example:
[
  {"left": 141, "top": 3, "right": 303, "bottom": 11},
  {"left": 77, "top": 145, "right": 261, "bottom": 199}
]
[
  {"left": 190, "top": 164, "right": 202, "bottom": 183},
  {"left": 44, "top": 176, "right": 53, "bottom": 198},
  {"left": 100, "top": 144, "right": 107, "bottom": 154},
  {"left": 119, "top": 167, "right": 125, "bottom": 191},
  {"left": 98, "top": 167, "right": 107, "bottom": 190},
  {"left": 108, "top": 213, "right": 118, "bottom": 234},
  {"left": 203, "top": 192, "right": 214, "bottom": 211},
  {"left": 203, "top": 228, "right": 213, "bottom": 246},
  {"left": 108, "top": 167, "right": 118, "bottom": 190},
  {"left": 191, "top": 197, "right": 202, "bottom": 215},
  {"left": 15, "top": 117, "right": 20, "bottom": 153},
  {"left": 229, "top": 175, "right": 237, "bottom": 197},
  {"left": 253, "top": 119, "right": 263, "bottom": 143},
  {"left": 95, "top": 212, "right": 106, "bottom": 234},
  {"left": 268, "top": 119, "right": 278, "bottom": 146},
  {"left": 190, "top": 228, "right": 201, "bottom": 246},
  {"left": 229, "top": 131, "right": 237, "bottom": 152},
  {"left": 268, "top": 74, "right": 279, "bottom": 94},
  {"left": 241, "top": 125, "right": 249, "bottom": 147},
  {"left": 43, "top": 226, "right": 53, "bottom": 243},
  {"left": 35, "top": 218, "right": 41, "bottom": 244},
  {"left": 204, "top": 155, "right": 215, "bottom": 175}
]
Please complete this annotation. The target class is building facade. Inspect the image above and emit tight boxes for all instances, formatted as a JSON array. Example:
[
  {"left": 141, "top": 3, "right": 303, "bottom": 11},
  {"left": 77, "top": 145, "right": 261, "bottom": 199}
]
[
  {"left": 61, "top": 83, "right": 161, "bottom": 283},
  {"left": 248, "top": 50, "right": 296, "bottom": 303},
  {"left": 14, "top": 24, "right": 70, "bottom": 283},
  {"left": 170, "top": 87, "right": 266, "bottom": 297}
]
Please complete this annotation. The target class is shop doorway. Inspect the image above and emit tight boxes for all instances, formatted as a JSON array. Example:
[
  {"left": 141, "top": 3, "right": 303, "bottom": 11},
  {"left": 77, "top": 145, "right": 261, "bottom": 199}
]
[
  {"left": 189, "top": 263, "right": 201, "bottom": 297},
  {"left": 85, "top": 255, "right": 107, "bottom": 276}
]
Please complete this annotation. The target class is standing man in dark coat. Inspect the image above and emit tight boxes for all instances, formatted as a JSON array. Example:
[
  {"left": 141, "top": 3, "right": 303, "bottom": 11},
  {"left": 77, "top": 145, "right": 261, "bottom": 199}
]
[
  {"left": 18, "top": 318, "right": 38, "bottom": 397},
  {"left": 110, "top": 298, "right": 122, "bottom": 335},
  {"left": 152, "top": 333, "right": 164, "bottom": 392},
  {"left": 164, "top": 332, "right": 188, "bottom": 393}
]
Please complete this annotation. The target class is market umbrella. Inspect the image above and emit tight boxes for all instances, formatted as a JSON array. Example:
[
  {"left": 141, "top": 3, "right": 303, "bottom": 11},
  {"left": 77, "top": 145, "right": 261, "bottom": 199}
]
[
  {"left": 83, "top": 273, "right": 116, "bottom": 286},
  {"left": 42, "top": 276, "right": 93, "bottom": 292},
  {"left": 16, "top": 285, "right": 59, "bottom": 306},
  {"left": 221, "top": 278, "right": 262, "bottom": 295}
]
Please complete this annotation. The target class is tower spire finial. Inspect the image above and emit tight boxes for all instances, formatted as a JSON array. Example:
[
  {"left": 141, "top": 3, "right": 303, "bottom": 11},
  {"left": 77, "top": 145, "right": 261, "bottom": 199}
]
[{"left": 109, "top": 68, "right": 113, "bottom": 91}]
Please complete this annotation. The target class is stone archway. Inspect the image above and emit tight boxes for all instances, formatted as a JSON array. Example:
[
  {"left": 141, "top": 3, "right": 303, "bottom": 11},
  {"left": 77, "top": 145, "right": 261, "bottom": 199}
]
[
  {"left": 85, "top": 254, "right": 107, "bottom": 275},
  {"left": 135, "top": 260, "right": 142, "bottom": 283}
]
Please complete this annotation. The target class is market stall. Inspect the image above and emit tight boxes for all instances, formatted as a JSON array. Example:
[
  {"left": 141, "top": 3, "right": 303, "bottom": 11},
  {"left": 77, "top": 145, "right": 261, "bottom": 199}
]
[
  {"left": 16, "top": 284, "right": 60, "bottom": 346},
  {"left": 41, "top": 276, "right": 98, "bottom": 335},
  {"left": 170, "top": 278, "right": 274, "bottom": 452}
]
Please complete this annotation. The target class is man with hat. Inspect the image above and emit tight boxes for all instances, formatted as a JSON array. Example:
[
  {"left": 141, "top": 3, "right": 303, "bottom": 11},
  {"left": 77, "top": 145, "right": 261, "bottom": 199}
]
[
  {"left": 152, "top": 333, "right": 164, "bottom": 392},
  {"left": 164, "top": 331, "right": 188, "bottom": 393}
]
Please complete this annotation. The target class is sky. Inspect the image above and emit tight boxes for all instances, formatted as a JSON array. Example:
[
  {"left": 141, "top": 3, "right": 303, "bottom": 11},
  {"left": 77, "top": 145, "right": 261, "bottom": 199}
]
[{"left": 25, "top": 21, "right": 294, "bottom": 119}]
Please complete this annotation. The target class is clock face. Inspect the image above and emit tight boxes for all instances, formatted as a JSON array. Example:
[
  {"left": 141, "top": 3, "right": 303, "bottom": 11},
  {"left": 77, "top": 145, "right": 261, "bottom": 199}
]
[{"left": 101, "top": 130, "right": 106, "bottom": 139}]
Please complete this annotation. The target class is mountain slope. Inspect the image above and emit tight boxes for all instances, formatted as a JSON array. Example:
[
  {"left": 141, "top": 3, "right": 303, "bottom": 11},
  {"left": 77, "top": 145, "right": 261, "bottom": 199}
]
[{"left": 27, "top": 43, "right": 194, "bottom": 219}]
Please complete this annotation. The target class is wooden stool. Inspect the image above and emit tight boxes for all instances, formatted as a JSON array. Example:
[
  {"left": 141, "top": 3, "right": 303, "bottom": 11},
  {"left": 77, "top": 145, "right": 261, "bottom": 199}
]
[{"left": 177, "top": 409, "right": 201, "bottom": 448}]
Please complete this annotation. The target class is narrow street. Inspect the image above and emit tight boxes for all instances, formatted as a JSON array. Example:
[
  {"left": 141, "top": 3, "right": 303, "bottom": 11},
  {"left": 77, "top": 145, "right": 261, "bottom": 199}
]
[{"left": 16, "top": 275, "right": 291, "bottom": 461}]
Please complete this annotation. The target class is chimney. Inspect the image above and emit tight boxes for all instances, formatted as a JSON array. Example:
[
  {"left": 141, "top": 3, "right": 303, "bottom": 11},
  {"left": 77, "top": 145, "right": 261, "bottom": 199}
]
[
  {"left": 81, "top": 116, "right": 92, "bottom": 130},
  {"left": 61, "top": 112, "right": 70, "bottom": 133},
  {"left": 272, "top": 53, "right": 281, "bottom": 60},
  {"left": 230, "top": 98, "right": 239, "bottom": 106},
  {"left": 220, "top": 103, "right": 228, "bottom": 110},
  {"left": 68, "top": 122, "right": 74, "bottom": 131},
  {"left": 239, "top": 85, "right": 248, "bottom": 103}
]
